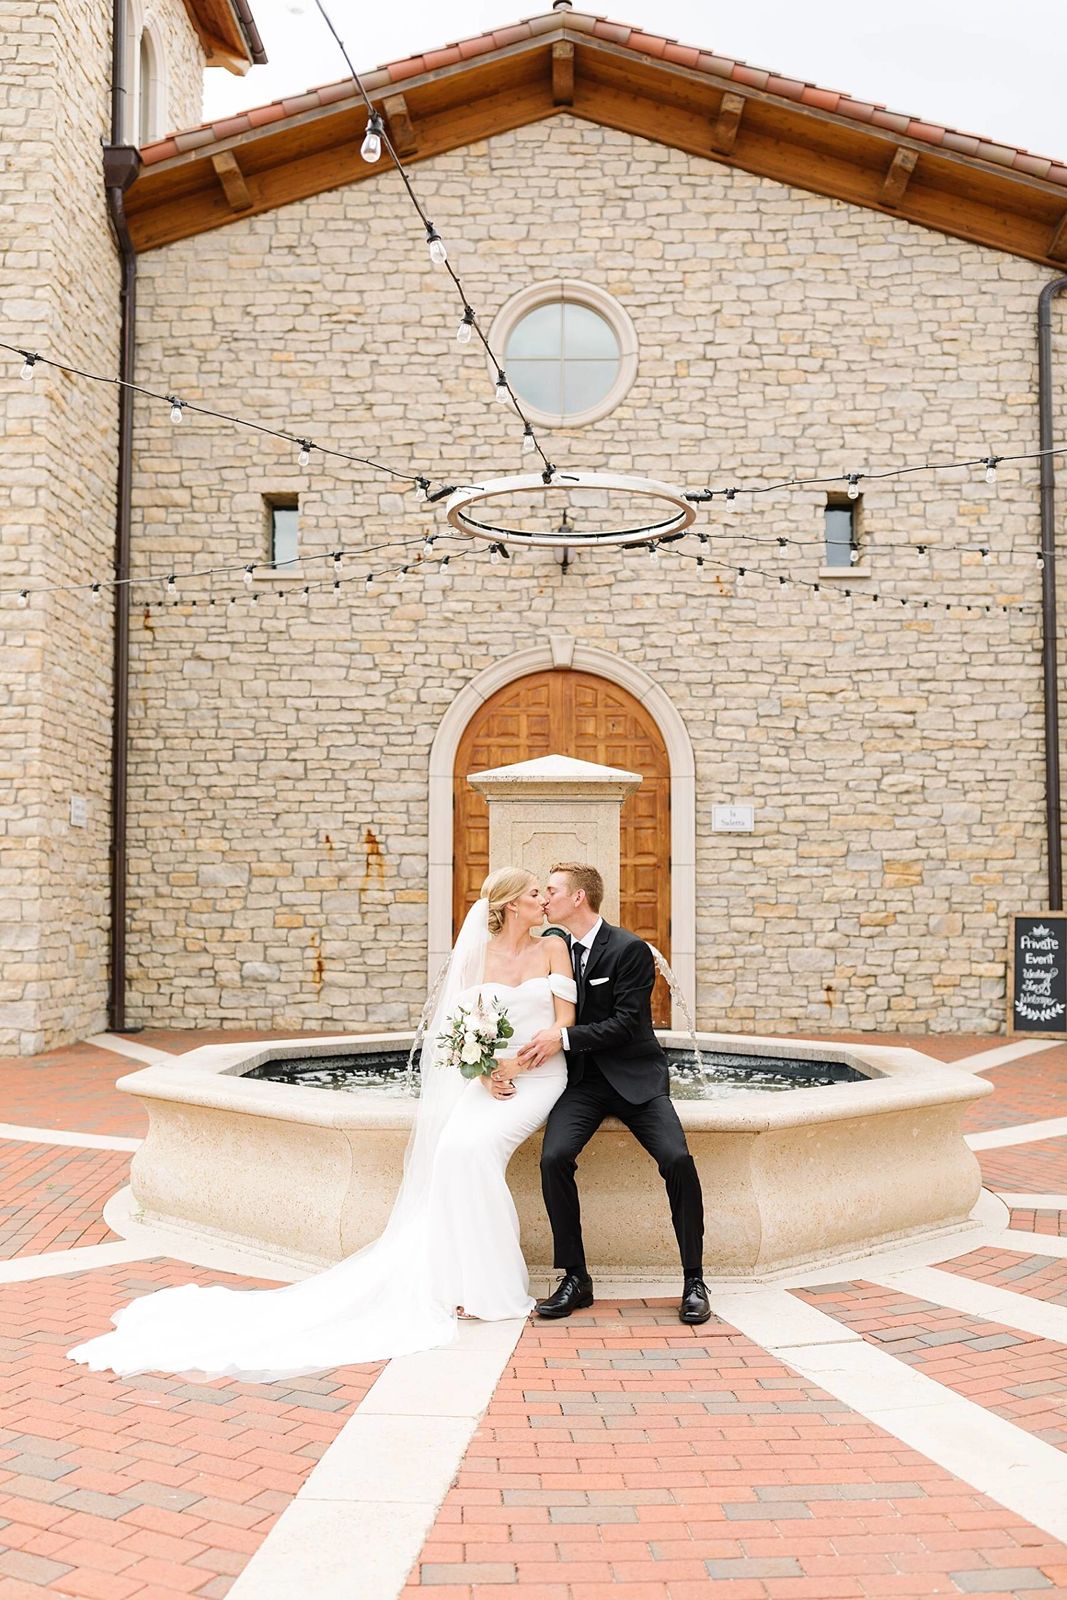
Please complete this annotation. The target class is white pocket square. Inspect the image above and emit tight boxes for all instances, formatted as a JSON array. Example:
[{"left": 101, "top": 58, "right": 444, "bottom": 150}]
[{"left": 588, "top": 976, "right": 610, "bottom": 986}]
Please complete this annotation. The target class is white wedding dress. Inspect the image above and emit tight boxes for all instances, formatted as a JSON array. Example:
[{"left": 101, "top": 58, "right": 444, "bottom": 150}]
[{"left": 68, "top": 956, "right": 573, "bottom": 1382}]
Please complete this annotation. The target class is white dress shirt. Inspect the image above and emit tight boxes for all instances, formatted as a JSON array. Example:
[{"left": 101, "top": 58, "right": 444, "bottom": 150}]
[{"left": 560, "top": 917, "right": 603, "bottom": 1051}]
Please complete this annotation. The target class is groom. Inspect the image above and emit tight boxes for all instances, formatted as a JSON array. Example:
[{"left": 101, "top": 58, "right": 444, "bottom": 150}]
[{"left": 516, "top": 862, "right": 710, "bottom": 1325}]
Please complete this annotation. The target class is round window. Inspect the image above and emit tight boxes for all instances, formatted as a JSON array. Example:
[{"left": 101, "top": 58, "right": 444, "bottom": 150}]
[{"left": 492, "top": 282, "right": 637, "bottom": 428}]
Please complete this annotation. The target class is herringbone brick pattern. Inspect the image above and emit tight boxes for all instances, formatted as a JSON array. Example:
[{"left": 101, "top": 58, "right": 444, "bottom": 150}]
[{"left": 0, "top": 1141, "right": 127, "bottom": 1259}]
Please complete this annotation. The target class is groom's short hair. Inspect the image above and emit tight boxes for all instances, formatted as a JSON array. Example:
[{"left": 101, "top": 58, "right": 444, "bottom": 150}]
[{"left": 551, "top": 862, "right": 604, "bottom": 912}]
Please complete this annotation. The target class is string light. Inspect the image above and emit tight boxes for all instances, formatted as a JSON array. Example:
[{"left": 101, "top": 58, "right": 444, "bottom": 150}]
[
  {"left": 521, "top": 424, "right": 535, "bottom": 455},
  {"left": 980, "top": 547, "right": 991, "bottom": 563},
  {"left": 648, "top": 542, "right": 660, "bottom": 566},
  {"left": 422, "top": 534, "right": 435, "bottom": 557},
  {"left": 984, "top": 456, "right": 1000, "bottom": 485},
  {"left": 850, "top": 547, "right": 860, "bottom": 565},
  {"left": 165, "top": 575, "right": 177, "bottom": 597},
  {"left": 298, "top": 440, "right": 312, "bottom": 468},
  {"left": 91, "top": 583, "right": 102, "bottom": 604},
  {"left": 333, "top": 550, "right": 343, "bottom": 573},
  {"left": 846, "top": 474, "right": 861, "bottom": 500},
  {"left": 168, "top": 396, "right": 183, "bottom": 424},
  {"left": 243, "top": 564, "right": 256, "bottom": 586},
  {"left": 360, "top": 110, "right": 384, "bottom": 164},
  {"left": 440, "top": 556, "right": 450, "bottom": 581},
  {"left": 19, "top": 352, "right": 37, "bottom": 382},
  {"left": 365, "top": 573, "right": 374, "bottom": 591},
  {"left": 16, "top": 590, "right": 28, "bottom": 608},
  {"left": 456, "top": 307, "right": 475, "bottom": 346},
  {"left": 414, "top": 476, "right": 431, "bottom": 501},
  {"left": 425, "top": 225, "right": 447, "bottom": 266},
  {"left": 490, "top": 544, "right": 502, "bottom": 566},
  {"left": 494, "top": 370, "right": 509, "bottom": 403}
]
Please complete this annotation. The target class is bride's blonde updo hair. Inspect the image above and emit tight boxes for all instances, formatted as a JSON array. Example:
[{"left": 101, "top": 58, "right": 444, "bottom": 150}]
[{"left": 481, "top": 867, "right": 535, "bottom": 936}]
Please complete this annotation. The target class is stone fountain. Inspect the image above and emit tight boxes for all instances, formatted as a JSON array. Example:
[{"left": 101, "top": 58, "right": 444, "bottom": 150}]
[{"left": 109, "top": 756, "right": 991, "bottom": 1277}]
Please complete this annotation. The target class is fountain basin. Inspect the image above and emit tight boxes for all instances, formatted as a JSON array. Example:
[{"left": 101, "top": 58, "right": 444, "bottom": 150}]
[{"left": 113, "top": 1031, "right": 991, "bottom": 1277}]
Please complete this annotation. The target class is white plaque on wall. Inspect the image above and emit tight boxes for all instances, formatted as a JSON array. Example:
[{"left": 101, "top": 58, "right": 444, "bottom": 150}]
[
  {"left": 712, "top": 803, "right": 754, "bottom": 833},
  {"left": 69, "top": 795, "right": 88, "bottom": 828}
]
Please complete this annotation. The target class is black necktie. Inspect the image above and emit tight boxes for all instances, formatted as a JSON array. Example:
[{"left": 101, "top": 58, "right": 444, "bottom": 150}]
[{"left": 572, "top": 939, "right": 585, "bottom": 1006}]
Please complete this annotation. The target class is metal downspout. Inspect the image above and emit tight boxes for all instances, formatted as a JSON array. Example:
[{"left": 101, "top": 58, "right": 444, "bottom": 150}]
[
  {"left": 104, "top": 5, "right": 141, "bottom": 1029},
  {"left": 1038, "top": 275, "right": 1067, "bottom": 911}
]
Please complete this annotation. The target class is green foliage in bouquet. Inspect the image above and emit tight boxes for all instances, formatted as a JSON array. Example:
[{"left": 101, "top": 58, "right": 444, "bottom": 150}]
[{"left": 439, "top": 997, "right": 515, "bottom": 1079}]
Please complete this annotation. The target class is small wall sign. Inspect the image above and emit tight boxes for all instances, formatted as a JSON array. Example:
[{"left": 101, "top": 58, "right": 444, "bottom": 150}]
[
  {"left": 1009, "top": 912, "right": 1067, "bottom": 1035},
  {"left": 712, "top": 804, "right": 754, "bottom": 833},
  {"left": 69, "top": 795, "right": 88, "bottom": 828}
]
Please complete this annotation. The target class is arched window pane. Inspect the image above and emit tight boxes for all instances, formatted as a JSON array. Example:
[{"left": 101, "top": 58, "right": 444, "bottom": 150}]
[
  {"left": 562, "top": 303, "right": 619, "bottom": 360},
  {"left": 138, "top": 33, "right": 153, "bottom": 143},
  {"left": 505, "top": 303, "right": 561, "bottom": 361},
  {"left": 504, "top": 297, "right": 621, "bottom": 419},
  {"left": 507, "top": 360, "right": 562, "bottom": 414},
  {"left": 563, "top": 360, "right": 618, "bottom": 414}
]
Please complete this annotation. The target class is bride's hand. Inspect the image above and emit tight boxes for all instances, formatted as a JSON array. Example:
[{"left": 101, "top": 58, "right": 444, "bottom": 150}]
[
  {"left": 491, "top": 1055, "right": 521, "bottom": 1080},
  {"left": 484, "top": 1072, "right": 516, "bottom": 1100}
]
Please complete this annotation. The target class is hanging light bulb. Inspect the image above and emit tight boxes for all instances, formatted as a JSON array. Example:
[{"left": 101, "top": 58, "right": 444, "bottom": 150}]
[
  {"left": 456, "top": 307, "right": 475, "bottom": 345},
  {"left": 724, "top": 488, "right": 737, "bottom": 511},
  {"left": 777, "top": 537, "right": 788, "bottom": 549},
  {"left": 846, "top": 474, "right": 861, "bottom": 500},
  {"left": 333, "top": 551, "right": 343, "bottom": 574},
  {"left": 168, "top": 397, "right": 183, "bottom": 423},
  {"left": 298, "top": 440, "right": 312, "bottom": 468},
  {"left": 984, "top": 456, "right": 999, "bottom": 486},
  {"left": 360, "top": 111, "right": 384, "bottom": 163},
  {"left": 19, "top": 352, "right": 37, "bottom": 382},
  {"left": 494, "top": 369, "right": 509, "bottom": 403},
  {"left": 647, "top": 543, "right": 660, "bottom": 567},
  {"left": 303, "top": 585, "right": 311, "bottom": 603},
  {"left": 364, "top": 573, "right": 374, "bottom": 592},
  {"left": 91, "top": 583, "right": 102, "bottom": 604},
  {"left": 490, "top": 544, "right": 502, "bottom": 566},
  {"left": 425, "top": 225, "right": 447, "bottom": 266},
  {"left": 413, "top": 476, "right": 431, "bottom": 501},
  {"left": 916, "top": 544, "right": 928, "bottom": 561},
  {"left": 166, "top": 574, "right": 177, "bottom": 597},
  {"left": 521, "top": 424, "right": 535, "bottom": 456},
  {"left": 422, "top": 534, "right": 435, "bottom": 558},
  {"left": 243, "top": 564, "right": 255, "bottom": 587},
  {"left": 16, "top": 589, "right": 29, "bottom": 608},
  {"left": 849, "top": 546, "right": 860, "bottom": 564},
  {"left": 980, "top": 547, "right": 991, "bottom": 564},
  {"left": 440, "top": 556, "right": 451, "bottom": 582},
  {"left": 736, "top": 566, "right": 746, "bottom": 587},
  {"left": 397, "top": 565, "right": 407, "bottom": 585}
]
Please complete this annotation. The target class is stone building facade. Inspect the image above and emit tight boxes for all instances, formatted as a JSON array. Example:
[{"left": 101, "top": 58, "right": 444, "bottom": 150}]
[
  {"left": 0, "top": 0, "right": 259, "bottom": 1054},
  {"left": 3, "top": 9, "right": 1067, "bottom": 1051}
]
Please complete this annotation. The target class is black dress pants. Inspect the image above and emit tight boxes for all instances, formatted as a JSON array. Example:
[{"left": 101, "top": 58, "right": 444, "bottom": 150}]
[{"left": 539, "top": 1060, "right": 704, "bottom": 1274}]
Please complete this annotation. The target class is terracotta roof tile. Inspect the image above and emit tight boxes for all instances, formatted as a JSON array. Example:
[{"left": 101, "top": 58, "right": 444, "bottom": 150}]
[
  {"left": 661, "top": 42, "right": 700, "bottom": 69},
  {"left": 801, "top": 87, "right": 840, "bottom": 112},
  {"left": 137, "top": 5, "right": 1064, "bottom": 196}
]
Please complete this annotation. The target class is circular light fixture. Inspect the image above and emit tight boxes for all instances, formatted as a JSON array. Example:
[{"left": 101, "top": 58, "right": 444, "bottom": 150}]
[{"left": 444, "top": 471, "right": 695, "bottom": 550}]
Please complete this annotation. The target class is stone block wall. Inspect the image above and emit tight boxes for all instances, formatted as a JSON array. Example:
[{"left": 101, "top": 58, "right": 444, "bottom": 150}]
[
  {"left": 90, "top": 119, "right": 1067, "bottom": 1034},
  {"left": 0, "top": 0, "right": 205, "bottom": 1054}
]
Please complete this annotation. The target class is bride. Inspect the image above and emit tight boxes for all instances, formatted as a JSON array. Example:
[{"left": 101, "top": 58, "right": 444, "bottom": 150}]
[{"left": 68, "top": 867, "right": 576, "bottom": 1381}]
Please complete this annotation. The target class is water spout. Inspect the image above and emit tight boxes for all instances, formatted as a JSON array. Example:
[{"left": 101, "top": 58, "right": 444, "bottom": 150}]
[{"left": 649, "top": 946, "right": 706, "bottom": 1073}]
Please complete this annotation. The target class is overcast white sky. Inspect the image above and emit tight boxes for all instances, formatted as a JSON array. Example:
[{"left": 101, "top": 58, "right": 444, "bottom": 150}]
[{"left": 202, "top": 0, "right": 1067, "bottom": 161}]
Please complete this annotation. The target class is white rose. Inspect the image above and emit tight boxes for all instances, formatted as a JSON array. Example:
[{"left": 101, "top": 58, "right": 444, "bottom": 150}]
[{"left": 461, "top": 1037, "right": 483, "bottom": 1065}]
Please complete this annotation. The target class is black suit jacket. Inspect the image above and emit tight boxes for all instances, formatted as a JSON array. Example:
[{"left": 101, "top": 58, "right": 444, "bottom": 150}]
[{"left": 564, "top": 921, "right": 669, "bottom": 1104}]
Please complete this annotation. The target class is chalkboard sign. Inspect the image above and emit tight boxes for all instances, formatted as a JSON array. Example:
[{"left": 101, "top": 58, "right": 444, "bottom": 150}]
[{"left": 1009, "top": 913, "right": 1067, "bottom": 1035}]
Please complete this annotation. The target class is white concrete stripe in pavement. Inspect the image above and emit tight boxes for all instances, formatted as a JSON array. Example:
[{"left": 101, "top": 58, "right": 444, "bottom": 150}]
[
  {"left": 86, "top": 1032, "right": 177, "bottom": 1066},
  {"left": 0, "top": 1240, "right": 154, "bottom": 1284},
  {"left": 954, "top": 1039, "right": 1062, "bottom": 1073},
  {"left": 711, "top": 1286, "right": 1067, "bottom": 1546},
  {"left": 968, "top": 1116, "right": 1067, "bottom": 1150},
  {"left": 997, "top": 1193, "right": 1067, "bottom": 1210},
  {"left": 0, "top": 1123, "right": 140, "bottom": 1152},
  {"left": 1001, "top": 1229, "right": 1067, "bottom": 1257},
  {"left": 225, "top": 1314, "right": 527, "bottom": 1600},
  {"left": 875, "top": 1264, "right": 1067, "bottom": 1344}
]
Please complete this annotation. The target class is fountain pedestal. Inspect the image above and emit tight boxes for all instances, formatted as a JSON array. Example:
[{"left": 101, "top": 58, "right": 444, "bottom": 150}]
[{"left": 467, "top": 753, "right": 640, "bottom": 916}]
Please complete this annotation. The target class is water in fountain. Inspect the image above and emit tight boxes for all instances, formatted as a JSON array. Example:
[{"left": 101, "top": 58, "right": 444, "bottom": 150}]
[
  {"left": 403, "top": 954, "right": 451, "bottom": 1094},
  {"left": 648, "top": 945, "right": 707, "bottom": 1073}
]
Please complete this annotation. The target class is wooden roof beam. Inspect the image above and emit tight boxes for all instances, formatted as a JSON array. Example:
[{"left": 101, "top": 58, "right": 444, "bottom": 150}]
[
  {"left": 552, "top": 40, "right": 574, "bottom": 106},
  {"left": 881, "top": 145, "right": 918, "bottom": 208},
  {"left": 710, "top": 92, "right": 745, "bottom": 154},
  {"left": 383, "top": 94, "right": 417, "bottom": 157},
  {"left": 1048, "top": 209, "right": 1067, "bottom": 263},
  {"left": 210, "top": 149, "right": 252, "bottom": 211}
]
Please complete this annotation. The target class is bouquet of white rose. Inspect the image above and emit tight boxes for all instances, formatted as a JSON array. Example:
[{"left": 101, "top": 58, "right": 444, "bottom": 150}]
[{"left": 438, "top": 996, "right": 515, "bottom": 1079}]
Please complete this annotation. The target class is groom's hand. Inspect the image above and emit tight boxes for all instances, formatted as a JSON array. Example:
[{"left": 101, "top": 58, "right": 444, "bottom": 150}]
[{"left": 517, "top": 1028, "right": 562, "bottom": 1070}]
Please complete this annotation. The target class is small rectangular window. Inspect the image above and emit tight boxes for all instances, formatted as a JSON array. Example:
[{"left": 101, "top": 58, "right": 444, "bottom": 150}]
[
  {"left": 824, "top": 499, "right": 857, "bottom": 569},
  {"left": 267, "top": 498, "right": 299, "bottom": 569}
]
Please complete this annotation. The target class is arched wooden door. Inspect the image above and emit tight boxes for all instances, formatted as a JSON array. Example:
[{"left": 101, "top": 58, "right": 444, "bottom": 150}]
[{"left": 453, "top": 670, "right": 671, "bottom": 1024}]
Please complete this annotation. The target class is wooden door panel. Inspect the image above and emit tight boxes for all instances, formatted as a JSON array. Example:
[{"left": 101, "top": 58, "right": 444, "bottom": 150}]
[{"left": 453, "top": 670, "right": 671, "bottom": 1024}]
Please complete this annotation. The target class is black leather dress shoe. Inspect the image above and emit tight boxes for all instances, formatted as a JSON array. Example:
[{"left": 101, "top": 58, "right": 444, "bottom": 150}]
[
  {"left": 679, "top": 1276, "right": 711, "bottom": 1325},
  {"left": 535, "top": 1272, "right": 594, "bottom": 1319}
]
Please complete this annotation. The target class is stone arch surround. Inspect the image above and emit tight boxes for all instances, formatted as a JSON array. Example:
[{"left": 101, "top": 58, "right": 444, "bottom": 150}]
[{"left": 427, "top": 642, "right": 696, "bottom": 1026}]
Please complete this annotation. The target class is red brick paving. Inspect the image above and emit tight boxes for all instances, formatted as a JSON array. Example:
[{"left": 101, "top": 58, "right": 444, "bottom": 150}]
[
  {"left": 977, "top": 1138, "right": 1067, "bottom": 1193},
  {"left": 1009, "top": 1207, "right": 1067, "bottom": 1236},
  {"left": 399, "top": 1301, "right": 1067, "bottom": 1599},
  {"left": 0, "top": 1044, "right": 147, "bottom": 1140},
  {"left": 0, "top": 1260, "right": 383, "bottom": 1600},
  {"left": 962, "top": 1047, "right": 1067, "bottom": 1133},
  {"left": 943, "top": 1246, "right": 1067, "bottom": 1307},
  {"left": 0, "top": 1142, "right": 127, "bottom": 1259},
  {"left": 796, "top": 1281, "right": 1067, "bottom": 1454}
]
